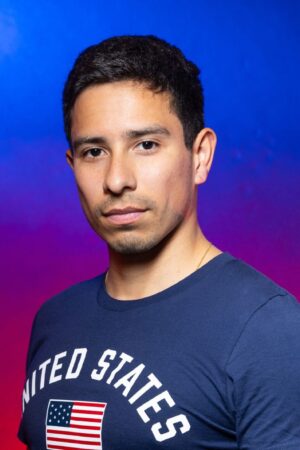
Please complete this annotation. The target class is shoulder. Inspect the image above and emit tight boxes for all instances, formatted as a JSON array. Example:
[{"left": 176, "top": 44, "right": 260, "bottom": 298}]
[
  {"left": 25, "top": 275, "right": 104, "bottom": 369},
  {"left": 212, "top": 253, "right": 297, "bottom": 314},
  {"left": 218, "top": 255, "right": 300, "bottom": 367},
  {"left": 219, "top": 253, "right": 289, "bottom": 295},
  {"left": 219, "top": 261, "right": 300, "bottom": 447},
  {"left": 199, "top": 253, "right": 299, "bottom": 359},
  {"left": 34, "top": 274, "right": 104, "bottom": 324}
]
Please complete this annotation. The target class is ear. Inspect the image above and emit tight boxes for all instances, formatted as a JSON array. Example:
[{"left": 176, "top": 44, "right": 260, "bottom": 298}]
[
  {"left": 66, "top": 148, "right": 74, "bottom": 170},
  {"left": 192, "top": 128, "right": 217, "bottom": 185}
]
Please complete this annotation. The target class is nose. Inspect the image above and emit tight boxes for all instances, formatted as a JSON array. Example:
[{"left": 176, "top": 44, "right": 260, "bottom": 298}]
[{"left": 103, "top": 152, "right": 137, "bottom": 195}]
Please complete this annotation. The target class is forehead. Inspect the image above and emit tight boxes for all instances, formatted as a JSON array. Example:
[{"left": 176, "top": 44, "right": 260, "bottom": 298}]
[
  {"left": 74, "top": 80, "right": 173, "bottom": 109},
  {"left": 70, "top": 81, "right": 182, "bottom": 139}
]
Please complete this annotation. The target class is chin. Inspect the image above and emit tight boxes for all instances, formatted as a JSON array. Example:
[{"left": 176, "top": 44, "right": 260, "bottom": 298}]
[{"left": 107, "top": 234, "right": 164, "bottom": 255}]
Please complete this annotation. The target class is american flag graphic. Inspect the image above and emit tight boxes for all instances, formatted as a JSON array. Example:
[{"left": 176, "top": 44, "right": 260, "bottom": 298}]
[{"left": 45, "top": 399, "right": 107, "bottom": 450}]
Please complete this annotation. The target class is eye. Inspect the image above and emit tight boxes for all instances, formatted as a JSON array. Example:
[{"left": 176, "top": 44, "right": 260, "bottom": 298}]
[
  {"left": 83, "top": 148, "right": 103, "bottom": 158},
  {"left": 137, "top": 141, "right": 158, "bottom": 151}
]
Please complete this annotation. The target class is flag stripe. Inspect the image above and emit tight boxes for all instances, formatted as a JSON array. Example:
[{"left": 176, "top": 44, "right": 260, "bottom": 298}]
[
  {"left": 48, "top": 433, "right": 99, "bottom": 444},
  {"left": 47, "top": 445, "right": 78, "bottom": 450},
  {"left": 71, "top": 417, "right": 101, "bottom": 423},
  {"left": 47, "top": 443, "right": 101, "bottom": 450},
  {"left": 72, "top": 406, "right": 104, "bottom": 412},
  {"left": 48, "top": 447, "right": 74, "bottom": 450},
  {"left": 47, "top": 445, "right": 85, "bottom": 450},
  {"left": 48, "top": 436, "right": 100, "bottom": 444},
  {"left": 74, "top": 401, "right": 106, "bottom": 408},
  {"left": 48, "top": 429, "right": 100, "bottom": 437},
  {"left": 70, "top": 420, "right": 101, "bottom": 427},
  {"left": 70, "top": 424, "right": 101, "bottom": 430},
  {"left": 72, "top": 413, "right": 103, "bottom": 419}
]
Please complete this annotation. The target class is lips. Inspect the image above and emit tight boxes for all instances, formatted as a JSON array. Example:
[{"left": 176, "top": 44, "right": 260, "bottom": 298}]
[{"left": 103, "top": 207, "right": 147, "bottom": 225}]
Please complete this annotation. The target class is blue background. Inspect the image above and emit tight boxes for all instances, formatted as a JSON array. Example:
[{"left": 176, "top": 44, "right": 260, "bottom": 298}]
[{"left": 0, "top": 1, "right": 299, "bottom": 446}]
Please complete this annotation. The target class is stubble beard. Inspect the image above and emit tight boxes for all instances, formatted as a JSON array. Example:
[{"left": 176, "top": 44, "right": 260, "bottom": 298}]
[
  {"left": 108, "top": 235, "right": 163, "bottom": 255},
  {"left": 106, "top": 229, "right": 166, "bottom": 255},
  {"left": 104, "top": 212, "right": 185, "bottom": 256},
  {"left": 86, "top": 196, "right": 186, "bottom": 257},
  {"left": 91, "top": 197, "right": 180, "bottom": 256}
]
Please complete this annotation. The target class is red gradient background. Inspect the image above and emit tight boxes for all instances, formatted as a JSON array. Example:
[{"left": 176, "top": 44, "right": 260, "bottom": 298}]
[{"left": 1, "top": 1, "right": 299, "bottom": 447}]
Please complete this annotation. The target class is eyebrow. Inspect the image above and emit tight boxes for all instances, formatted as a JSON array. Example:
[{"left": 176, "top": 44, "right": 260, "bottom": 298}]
[
  {"left": 72, "top": 125, "right": 171, "bottom": 152},
  {"left": 125, "top": 126, "right": 171, "bottom": 139},
  {"left": 72, "top": 136, "right": 107, "bottom": 153}
]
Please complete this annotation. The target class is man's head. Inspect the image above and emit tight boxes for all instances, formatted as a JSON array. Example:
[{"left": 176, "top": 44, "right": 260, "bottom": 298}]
[
  {"left": 64, "top": 36, "right": 216, "bottom": 256},
  {"left": 63, "top": 35, "right": 204, "bottom": 150}
]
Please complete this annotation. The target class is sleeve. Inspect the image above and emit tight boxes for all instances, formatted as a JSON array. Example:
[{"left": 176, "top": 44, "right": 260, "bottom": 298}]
[
  {"left": 225, "top": 293, "right": 300, "bottom": 450},
  {"left": 17, "top": 309, "right": 41, "bottom": 444}
]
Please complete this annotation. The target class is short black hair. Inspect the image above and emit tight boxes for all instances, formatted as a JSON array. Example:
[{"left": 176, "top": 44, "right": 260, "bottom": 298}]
[{"left": 63, "top": 35, "right": 204, "bottom": 149}]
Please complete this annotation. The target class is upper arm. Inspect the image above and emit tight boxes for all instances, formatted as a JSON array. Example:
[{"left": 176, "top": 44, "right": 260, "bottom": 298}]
[{"left": 226, "top": 293, "right": 300, "bottom": 449}]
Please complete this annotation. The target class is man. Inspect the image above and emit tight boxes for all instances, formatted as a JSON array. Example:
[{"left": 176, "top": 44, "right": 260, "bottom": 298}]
[{"left": 19, "top": 35, "right": 300, "bottom": 449}]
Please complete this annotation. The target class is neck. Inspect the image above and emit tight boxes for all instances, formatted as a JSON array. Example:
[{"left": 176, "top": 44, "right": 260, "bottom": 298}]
[{"left": 105, "top": 220, "right": 222, "bottom": 300}]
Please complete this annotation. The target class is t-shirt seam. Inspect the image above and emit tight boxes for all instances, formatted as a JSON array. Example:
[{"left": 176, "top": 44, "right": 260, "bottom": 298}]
[{"left": 98, "top": 253, "right": 236, "bottom": 311}]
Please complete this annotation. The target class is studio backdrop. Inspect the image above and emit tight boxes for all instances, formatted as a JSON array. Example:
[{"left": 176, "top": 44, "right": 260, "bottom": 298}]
[{"left": 0, "top": 1, "right": 299, "bottom": 447}]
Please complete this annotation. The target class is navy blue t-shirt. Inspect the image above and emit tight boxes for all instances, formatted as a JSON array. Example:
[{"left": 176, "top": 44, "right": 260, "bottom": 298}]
[{"left": 18, "top": 252, "right": 300, "bottom": 449}]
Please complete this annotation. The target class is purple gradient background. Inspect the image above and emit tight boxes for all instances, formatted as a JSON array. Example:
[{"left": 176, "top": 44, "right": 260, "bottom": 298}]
[{"left": 1, "top": 1, "right": 299, "bottom": 447}]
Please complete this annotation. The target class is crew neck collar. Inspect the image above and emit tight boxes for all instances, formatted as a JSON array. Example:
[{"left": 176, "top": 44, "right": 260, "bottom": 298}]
[{"left": 98, "top": 252, "right": 235, "bottom": 311}]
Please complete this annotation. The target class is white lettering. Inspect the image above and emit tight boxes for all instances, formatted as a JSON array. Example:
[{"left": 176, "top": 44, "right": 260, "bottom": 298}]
[
  {"left": 49, "top": 351, "right": 67, "bottom": 384},
  {"left": 107, "top": 352, "right": 133, "bottom": 384},
  {"left": 39, "top": 358, "right": 51, "bottom": 389},
  {"left": 31, "top": 370, "right": 36, "bottom": 397},
  {"left": 22, "top": 379, "right": 30, "bottom": 411},
  {"left": 65, "top": 348, "right": 87, "bottom": 379},
  {"left": 114, "top": 363, "right": 145, "bottom": 396},
  {"left": 129, "top": 373, "right": 162, "bottom": 404},
  {"left": 151, "top": 414, "right": 191, "bottom": 442},
  {"left": 91, "top": 349, "right": 116, "bottom": 381},
  {"left": 21, "top": 344, "right": 189, "bottom": 444},
  {"left": 137, "top": 390, "right": 175, "bottom": 423}
]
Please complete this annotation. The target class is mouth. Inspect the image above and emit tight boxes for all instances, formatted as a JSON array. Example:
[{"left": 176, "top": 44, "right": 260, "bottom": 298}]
[{"left": 103, "top": 207, "right": 147, "bottom": 225}]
